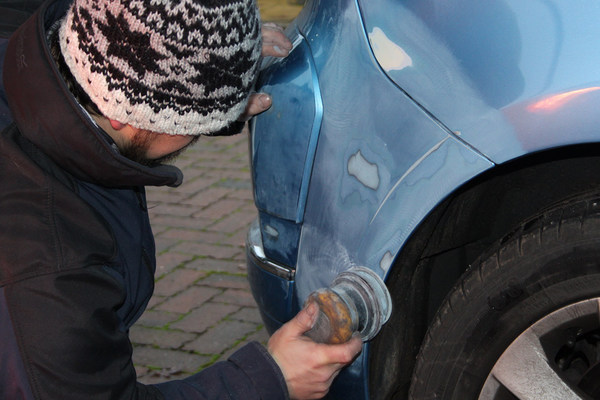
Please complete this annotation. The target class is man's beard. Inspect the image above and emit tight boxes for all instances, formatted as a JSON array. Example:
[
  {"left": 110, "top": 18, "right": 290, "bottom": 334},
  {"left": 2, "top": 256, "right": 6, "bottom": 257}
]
[{"left": 120, "top": 131, "right": 199, "bottom": 167}]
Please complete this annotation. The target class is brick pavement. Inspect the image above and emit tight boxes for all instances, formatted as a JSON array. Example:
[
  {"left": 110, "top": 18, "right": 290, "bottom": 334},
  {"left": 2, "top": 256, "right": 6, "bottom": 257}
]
[{"left": 132, "top": 2, "right": 303, "bottom": 384}]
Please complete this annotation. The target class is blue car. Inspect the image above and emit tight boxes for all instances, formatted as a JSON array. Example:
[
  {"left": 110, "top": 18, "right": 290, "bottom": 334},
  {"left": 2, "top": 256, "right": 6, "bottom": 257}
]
[{"left": 247, "top": 0, "right": 600, "bottom": 398}]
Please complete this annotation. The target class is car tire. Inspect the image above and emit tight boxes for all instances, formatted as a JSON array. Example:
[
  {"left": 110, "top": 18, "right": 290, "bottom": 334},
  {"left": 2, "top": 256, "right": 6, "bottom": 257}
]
[{"left": 409, "top": 192, "right": 600, "bottom": 400}]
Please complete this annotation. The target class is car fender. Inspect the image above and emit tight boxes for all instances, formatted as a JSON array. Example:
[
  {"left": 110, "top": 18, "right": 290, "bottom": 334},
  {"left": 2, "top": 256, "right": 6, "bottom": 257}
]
[{"left": 358, "top": 0, "right": 600, "bottom": 163}]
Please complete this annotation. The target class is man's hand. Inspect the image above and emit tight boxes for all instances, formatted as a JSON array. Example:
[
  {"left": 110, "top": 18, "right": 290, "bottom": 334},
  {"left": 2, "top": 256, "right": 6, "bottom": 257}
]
[
  {"left": 260, "top": 22, "right": 293, "bottom": 58},
  {"left": 241, "top": 23, "right": 293, "bottom": 121},
  {"left": 267, "top": 302, "right": 363, "bottom": 400}
]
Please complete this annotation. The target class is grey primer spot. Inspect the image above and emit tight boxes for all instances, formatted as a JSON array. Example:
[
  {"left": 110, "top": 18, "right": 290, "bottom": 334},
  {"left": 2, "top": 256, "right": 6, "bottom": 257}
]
[{"left": 348, "top": 150, "right": 380, "bottom": 190}]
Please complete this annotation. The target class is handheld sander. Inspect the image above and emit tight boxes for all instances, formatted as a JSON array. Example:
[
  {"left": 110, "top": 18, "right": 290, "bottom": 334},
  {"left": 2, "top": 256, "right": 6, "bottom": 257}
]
[{"left": 303, "top": 267, "right": 392, "bottom": 344}]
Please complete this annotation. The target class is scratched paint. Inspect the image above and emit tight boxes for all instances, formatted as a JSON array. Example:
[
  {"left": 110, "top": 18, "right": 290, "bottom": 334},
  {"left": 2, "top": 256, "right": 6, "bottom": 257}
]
[
  {"left": 368, "top": 27, "right": 413, "bottom": 72},
  {"left": 372, "top": 137, "right": 449, "bottom": 223},
  {"left": 348, "top": 150, "right": 380, "bottom": 190},
  {"left": 296, "top": 236, "right": 357, "bottom": 302}
]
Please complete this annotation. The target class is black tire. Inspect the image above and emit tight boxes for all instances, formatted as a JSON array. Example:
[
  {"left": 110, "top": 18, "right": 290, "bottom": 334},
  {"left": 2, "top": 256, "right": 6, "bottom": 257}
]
[{"left": 409, "top": 192, "right": 600, "bottom": 400}]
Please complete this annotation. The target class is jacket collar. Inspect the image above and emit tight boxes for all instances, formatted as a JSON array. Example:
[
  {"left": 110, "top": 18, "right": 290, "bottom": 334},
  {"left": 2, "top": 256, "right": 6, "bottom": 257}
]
[{"left": 2, "top": 0, "right": 183, "bottom": 188}]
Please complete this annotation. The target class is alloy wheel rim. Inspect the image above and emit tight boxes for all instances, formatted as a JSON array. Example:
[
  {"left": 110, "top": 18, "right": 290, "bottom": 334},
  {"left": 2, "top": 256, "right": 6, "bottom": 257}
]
[{"left": 479, "top": 298, "right": 600, "bottom": 400}]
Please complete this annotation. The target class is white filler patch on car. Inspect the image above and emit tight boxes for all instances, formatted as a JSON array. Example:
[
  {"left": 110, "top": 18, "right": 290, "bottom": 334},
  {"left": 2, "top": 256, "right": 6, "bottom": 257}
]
[{"left": 368, "top": 27, "right": 413, "bottom": 72}]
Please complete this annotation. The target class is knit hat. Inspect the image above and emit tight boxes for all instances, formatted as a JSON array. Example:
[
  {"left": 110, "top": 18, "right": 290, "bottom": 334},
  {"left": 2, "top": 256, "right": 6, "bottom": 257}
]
[{"left": 59, "top": 0, "right": 262, "bottom": 136}]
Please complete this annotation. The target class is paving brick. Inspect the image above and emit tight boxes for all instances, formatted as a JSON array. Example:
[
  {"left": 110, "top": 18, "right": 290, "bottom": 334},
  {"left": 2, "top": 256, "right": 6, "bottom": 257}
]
[
  {"left": 173, "top": 175, "right": 220, "bottom": 196},
  {"left": 181, "top": 187, "right": 230, "bottom": 208},
  {"left": 215, "top": 178, "right": 252, "bottom": 190},
  {"left": 137, "top": 369, "right": 188, "bottom": 386},
  {"left": 193, "top": 198, "right": 246, "bottom": 220},
  {"left": 156, "top": 286, "right": 222, "bottom": 314},
  {"left": 183, "top": 320, "right": 258, "bottom": 355},
  {"left": 244, "top": 327, "right": 271, "bottom": 347},
  {"left": 186, "top": 258, "right": 247, "bottom": 274},
  {"left": 228, "top": 228, "right": 251, "bottom": 249},
  {"left": 228, "top": 188, "right": 254, "bottom": 201},
  {"left": 194, "top": 159, "right": 235, "bottom": 170},
  {"left": 213, "top": 288, "right": 258, "bottom": 308},
  {"left": 158, "top": 228, "right": 226, "bottom": 244},
  {"left": 170, "top": 303, "right": 240, "bottom": 333},
  {"left": 146, "top": 190, "right": 187, "bottom": 204},
  {"left": 154, "top": 268, "right": 206, "bottom": 297},
  {"left": 219, "top": 342, "right": 245, "bottom": 363},
  {"left": 170, "top": 242, "right": 242, "bottom": 260},
  {"left": 155, "top": 253, "right": 195, "bottom": 277},
  {"left": 134, "top": 365, "right": 150, "bottom": 379},
  {"left": 209, "top": 211, "right": 257, "bottom": 235},
  {"left": 217, "top": 330, "right": 270, "bottom": 363},
  {"left": 149, "top": 215, "right": 211, "bottom": 230},
  {"left": 132, "top": 346, "right": 210, "bottom": 374},
  {"left": 149, "top": 225, "right": 169, "bottom": 236},
  {"left": 146, "top": 294, "right": 166, "bottom": 310},
  {"left": 230, "top": 307, "right": 264, "bottom": 325},
  {"left": 130, "top": 326, "right": 196, "bottom": 349},
  {"left": 199, "top": 274, "right": 250, "bottom": 290},
  {"left": 205, "top": 169, "right": 250, "bottom": 181},
  {"left": 179, "top": 168, "right": 208, "bottom": 184},
  {"left": 153, "top": 236, "right": 180, "bottom": 254},
  {"left": 136, "top": 309, "right": 181, "bottom": 328},
  {"left": 172, "top": 151, "right": 201, "bottom": 170},
  {"left": 149, "top": 203, "right": 199, "bottom": 217},
  {"left": 232, "top": 251, "right": 248, "bottom": 263},
  {"left": 225, "top": 160, "right": 250, "bottom": 172}
]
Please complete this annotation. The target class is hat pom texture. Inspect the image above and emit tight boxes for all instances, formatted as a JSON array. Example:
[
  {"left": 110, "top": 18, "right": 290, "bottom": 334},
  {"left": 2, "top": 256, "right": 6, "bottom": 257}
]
[{"left": 59, "top": 0, "right": 262, "bottom": 136}]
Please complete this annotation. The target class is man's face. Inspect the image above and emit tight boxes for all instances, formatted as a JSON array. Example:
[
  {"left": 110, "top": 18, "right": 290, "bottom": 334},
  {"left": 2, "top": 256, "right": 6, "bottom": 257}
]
[{"left": 120, "top": 130, "right": 199, "bottom": 167}]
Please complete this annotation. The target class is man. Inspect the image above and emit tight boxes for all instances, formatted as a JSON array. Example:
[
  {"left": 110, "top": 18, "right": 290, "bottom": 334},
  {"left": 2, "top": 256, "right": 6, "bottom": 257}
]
[{"left": 0, "top": 0, "right": 362, "bottom": 399}]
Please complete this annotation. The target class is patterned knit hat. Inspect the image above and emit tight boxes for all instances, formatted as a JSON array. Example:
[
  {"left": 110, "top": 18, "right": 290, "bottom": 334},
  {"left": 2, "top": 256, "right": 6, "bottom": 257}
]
[{"left": 59, "top": 0, "right": 262, "bottom": 136}]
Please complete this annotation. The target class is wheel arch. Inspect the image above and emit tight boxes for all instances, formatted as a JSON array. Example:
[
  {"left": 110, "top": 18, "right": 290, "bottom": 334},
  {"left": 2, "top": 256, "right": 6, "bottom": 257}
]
[{"left": 369, "top": 143, "right": 600, "bottom": 399}]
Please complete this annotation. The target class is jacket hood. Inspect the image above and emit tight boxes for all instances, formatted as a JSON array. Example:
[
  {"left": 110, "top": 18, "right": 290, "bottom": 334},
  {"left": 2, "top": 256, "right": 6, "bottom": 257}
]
[{"left": 2, "top": 0, "right": 183, "bottom": 188}]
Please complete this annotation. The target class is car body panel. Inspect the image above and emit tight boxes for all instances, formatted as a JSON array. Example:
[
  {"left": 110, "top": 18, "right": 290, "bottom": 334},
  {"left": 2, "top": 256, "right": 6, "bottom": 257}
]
[
  {"left": 250, "top": 1, "right": 494, "bottom": 398},
  {"left": 250, "top": 33, "right": 322, "bottom": 268},
  {"left": 359, "top": 0, "right": 600, "bottom": 162},
  {"left": 247, "top": 0, "right": 600, "bottom": 398},
  {"left": 246, "top": 218, "right": 297, "bottom": 328},
  {"left": 251, "top": 36, "right": 322, "bottom": 225},
  {"left": 296, "top": 135, "right": 492, "bottom": 299}
]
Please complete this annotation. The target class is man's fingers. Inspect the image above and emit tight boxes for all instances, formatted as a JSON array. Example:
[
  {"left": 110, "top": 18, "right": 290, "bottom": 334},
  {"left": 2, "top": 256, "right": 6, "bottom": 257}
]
[
  {"left": 342, "top": 335, "right": 363, "bottom": 362},
  {"left": 239, "top": 24, "right": 291, "bottom": 122},
  {"left": 239, "top": 93, "right": 272, "bottom": 121},
  {"left": 261, "top": 23, "right": 292, "bottom": 57},
  {"left": 287, "top": 302, "right": 319, "bottom": 335},
  {"left": 319, "top": 336, "right": 363, "bottom": 365},
  {"left": 262, "top": 22, "right": 285, "bottom": 33},
  {"left": 266, "top": 312, "right": 362, "bottom": 400}
]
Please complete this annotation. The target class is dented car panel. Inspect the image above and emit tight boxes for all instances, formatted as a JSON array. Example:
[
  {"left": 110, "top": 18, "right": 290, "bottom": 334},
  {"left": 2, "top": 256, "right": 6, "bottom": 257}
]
[
  {"left": 247, "top": 0, "right": 600, "bottom": 398},
  {"left": 249, "top": 0, "right": 493, "bottom": 397}
]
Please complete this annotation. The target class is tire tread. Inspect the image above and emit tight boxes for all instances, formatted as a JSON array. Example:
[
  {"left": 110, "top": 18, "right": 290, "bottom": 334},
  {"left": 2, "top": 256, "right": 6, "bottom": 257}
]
[{"left": 409, "top": 192, "right": 600, "bottom": 399}]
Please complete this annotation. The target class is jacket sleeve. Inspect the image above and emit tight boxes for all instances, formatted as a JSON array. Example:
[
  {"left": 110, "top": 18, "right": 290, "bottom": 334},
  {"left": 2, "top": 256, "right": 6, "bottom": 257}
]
[
  {"left": 155, "top": 342, "right": 290, "bottom": 399},
  {"left": 5, "top": 266, "right": 288, "bottom": 400}
]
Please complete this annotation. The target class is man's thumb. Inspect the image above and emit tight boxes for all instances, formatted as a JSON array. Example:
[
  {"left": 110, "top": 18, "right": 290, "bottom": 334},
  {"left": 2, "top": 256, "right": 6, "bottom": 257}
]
[{"left": 290, "top": 301, "right": 319, "bottom": 335}]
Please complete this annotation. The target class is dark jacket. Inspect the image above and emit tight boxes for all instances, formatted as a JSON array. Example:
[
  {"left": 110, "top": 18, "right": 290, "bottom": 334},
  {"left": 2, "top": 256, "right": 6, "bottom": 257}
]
[{"left": 0, "top": 1, "right": 288, "bottom": 399}]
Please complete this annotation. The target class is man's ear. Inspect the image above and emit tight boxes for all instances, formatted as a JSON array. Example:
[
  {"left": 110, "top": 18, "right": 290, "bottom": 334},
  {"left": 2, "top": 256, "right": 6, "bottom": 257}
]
[{"left": 109, "top": 119, "right": 127, "bottom": 131}]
